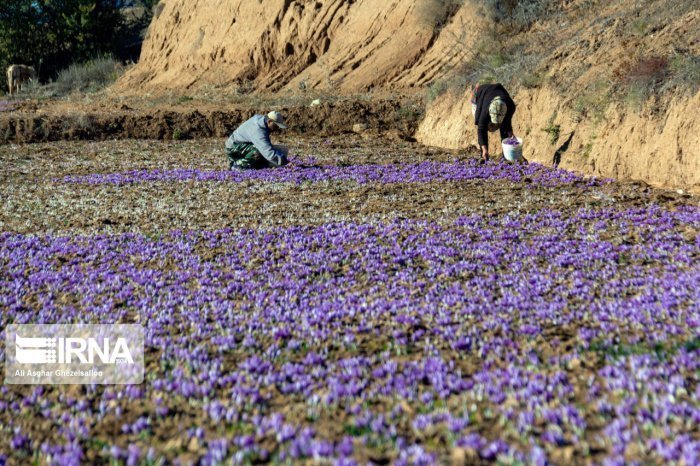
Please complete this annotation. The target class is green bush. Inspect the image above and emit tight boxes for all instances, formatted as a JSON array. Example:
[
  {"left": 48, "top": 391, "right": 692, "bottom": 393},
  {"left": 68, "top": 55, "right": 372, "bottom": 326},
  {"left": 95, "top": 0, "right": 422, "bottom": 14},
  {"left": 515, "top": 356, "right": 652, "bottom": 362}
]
[
  {"left": 625, "top": 81, "right": 651, "bottom": 112},
  {"left": 541, "top": 111, "right": 560, "bottom": 144},
  {"left": 426, "top": 80, "right": 451, "bottom": 103}
]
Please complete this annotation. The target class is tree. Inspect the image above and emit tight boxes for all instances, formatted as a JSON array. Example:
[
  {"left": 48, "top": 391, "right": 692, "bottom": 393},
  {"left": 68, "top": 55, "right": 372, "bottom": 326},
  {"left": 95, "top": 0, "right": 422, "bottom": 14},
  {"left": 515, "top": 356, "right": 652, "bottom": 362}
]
[
  {"left": 0, "top": 0, "right": 124, "bottom": 90},
  {"left": 0, "top": 2, "right": 44, "bottom": 82}
]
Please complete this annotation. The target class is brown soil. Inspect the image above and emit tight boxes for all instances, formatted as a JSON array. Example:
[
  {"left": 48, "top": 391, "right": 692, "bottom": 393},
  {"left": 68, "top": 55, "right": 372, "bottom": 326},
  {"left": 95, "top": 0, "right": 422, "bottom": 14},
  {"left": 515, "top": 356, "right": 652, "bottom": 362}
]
[
  {"left": 0, "top": 98, "right": 421, "bottom": 144},
  {"left": 1, "top": 136, "right": 695, "bottom": 237}
]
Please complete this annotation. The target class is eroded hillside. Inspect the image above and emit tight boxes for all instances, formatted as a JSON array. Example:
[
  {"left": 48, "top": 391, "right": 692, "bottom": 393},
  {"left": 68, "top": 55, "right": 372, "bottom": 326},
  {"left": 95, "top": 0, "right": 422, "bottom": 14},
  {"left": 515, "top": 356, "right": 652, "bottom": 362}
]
[{"left": 115, "top": 0, "right": 485, "bottom": 93}]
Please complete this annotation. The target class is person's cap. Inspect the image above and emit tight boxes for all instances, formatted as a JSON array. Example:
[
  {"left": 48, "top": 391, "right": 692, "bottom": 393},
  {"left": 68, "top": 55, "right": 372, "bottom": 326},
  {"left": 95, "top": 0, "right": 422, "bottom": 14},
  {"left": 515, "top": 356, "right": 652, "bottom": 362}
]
[
  {"left": 489, "top": 97, "right": 507, "bottom": 125},
  {"left": 267, "top": 111, "right": 287, "bottom": 129}
]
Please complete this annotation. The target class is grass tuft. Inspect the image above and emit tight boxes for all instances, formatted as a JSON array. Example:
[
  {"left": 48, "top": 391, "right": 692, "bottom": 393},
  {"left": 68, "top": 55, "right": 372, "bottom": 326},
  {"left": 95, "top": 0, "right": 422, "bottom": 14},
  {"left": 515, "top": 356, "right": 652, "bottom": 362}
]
[
  {"left": 426, "top": 75, "right": 468, "bottom": 103},
  {"left": 482, "top": 0, "right": 556, "bottom": 31},
  {"left": 571, "top": 80, "right": 611, "bottom": 124},
  {"left": 667, "top": 54, "right": 700, "bottom": 94},
  {"left": 615, "top": 56, "right": 668, "bottom": 111}
]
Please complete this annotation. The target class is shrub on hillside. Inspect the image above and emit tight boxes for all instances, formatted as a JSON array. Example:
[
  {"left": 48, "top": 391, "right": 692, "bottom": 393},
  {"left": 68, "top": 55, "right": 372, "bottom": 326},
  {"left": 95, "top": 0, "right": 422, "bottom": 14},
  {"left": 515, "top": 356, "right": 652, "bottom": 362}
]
[
  {"left": 615, "top": 56, "right": 669, "bottom": 110},
  {"left": 621, "top": 57, "right": 669, "bottom": 85},
  {"left": 482, "top": 0, "right": 555, "bottom": 30},
  {"left": 615, "top": 53, "right": 699, "bottom": 105},
  {"left": 667, "top": 54, "right": 700, "bottom": 93},
  {"left": 511, "top": 0, "right": 556, "bottom": 29},
  {"left": 53, "top": 57, "right": 125, "bottom": 96},
  {"left": 572, "top": 79, "right": 612, "bottom": 124},
  {"left": 464, "top": 43, "right": 539, "bottom": 89},
  {"left": 426, "top": 75, "right": 469, "bottom": 103}
]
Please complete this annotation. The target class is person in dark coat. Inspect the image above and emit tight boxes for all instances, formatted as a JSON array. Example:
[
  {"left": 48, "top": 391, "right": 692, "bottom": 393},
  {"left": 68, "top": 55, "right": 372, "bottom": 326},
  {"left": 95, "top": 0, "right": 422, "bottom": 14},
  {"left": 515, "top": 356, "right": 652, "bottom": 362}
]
[{"left": 470, "top": 83, "right": 516, "bottom": 163}]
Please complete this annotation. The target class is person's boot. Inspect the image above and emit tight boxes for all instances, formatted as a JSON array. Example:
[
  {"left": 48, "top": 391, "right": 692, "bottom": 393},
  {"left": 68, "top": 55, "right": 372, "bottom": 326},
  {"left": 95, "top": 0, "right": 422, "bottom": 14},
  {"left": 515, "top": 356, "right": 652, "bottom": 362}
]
[{"left": 229, "top": 159, "right": 245, "bottom": 170}]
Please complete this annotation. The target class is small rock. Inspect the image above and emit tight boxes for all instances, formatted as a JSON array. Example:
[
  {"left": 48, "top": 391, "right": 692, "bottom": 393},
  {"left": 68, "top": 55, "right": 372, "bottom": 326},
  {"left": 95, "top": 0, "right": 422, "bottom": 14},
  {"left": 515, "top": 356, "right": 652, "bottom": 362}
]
[
  {"left": 187, "top": 436, "right": 200, "bottom": 452},
  {"left": 352, "top": 123, "right": 368, "bottom": 133},
  {"left": 451, "top": 447, "right": 478, "bottom": 466},
  {"left": 310, "top": 99, "right": 321, "bottom": 107},
  {"left": 550, "top": 446, "right": 575, "bottom": 464},
  {"left": 566, "top": 357, "right": 581, "bottom": 371}
]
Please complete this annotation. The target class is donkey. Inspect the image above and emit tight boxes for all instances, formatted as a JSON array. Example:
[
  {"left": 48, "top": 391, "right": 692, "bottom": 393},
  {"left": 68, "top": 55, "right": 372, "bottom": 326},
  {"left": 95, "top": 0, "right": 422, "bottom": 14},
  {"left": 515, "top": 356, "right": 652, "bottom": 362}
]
[{"left": 7, "top": 65, "right": 36, "bottom": 96}]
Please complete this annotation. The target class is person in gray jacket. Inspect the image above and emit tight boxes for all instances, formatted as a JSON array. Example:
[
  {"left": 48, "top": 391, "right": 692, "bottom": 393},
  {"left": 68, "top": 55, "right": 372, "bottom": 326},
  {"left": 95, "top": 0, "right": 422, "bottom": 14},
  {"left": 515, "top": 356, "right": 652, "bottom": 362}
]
[{"left": 225, "top": 111, "right": 289, "bottom": 169}]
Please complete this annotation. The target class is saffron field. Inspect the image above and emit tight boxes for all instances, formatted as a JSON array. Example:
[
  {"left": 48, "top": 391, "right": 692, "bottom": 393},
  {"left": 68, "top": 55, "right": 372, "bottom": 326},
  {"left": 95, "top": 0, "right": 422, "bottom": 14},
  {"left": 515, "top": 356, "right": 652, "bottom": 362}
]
[{"left": 0, "top": 137, "right": 698, "bottom": 465}]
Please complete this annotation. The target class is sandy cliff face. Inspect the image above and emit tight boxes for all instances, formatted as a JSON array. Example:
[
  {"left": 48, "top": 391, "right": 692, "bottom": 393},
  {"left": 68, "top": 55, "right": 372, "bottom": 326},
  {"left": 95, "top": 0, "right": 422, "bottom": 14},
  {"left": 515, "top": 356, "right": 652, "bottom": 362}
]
[{"left": 116, "top": 0, "right": 483, "bottom": 93}]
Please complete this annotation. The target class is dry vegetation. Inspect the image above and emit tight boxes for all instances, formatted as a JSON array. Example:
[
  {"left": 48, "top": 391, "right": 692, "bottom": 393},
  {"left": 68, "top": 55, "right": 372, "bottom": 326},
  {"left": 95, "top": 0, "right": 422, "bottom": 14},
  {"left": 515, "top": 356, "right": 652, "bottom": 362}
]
[{"left": 428, "top": 0, "right": 699, "bottom": 117}]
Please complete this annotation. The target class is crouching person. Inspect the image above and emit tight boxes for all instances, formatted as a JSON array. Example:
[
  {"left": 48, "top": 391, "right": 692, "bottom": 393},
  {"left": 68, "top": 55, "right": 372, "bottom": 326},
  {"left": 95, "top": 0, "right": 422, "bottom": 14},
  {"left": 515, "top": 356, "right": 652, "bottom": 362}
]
[{"left": 225, "top": 111, "right": 288, "bottom": 169}]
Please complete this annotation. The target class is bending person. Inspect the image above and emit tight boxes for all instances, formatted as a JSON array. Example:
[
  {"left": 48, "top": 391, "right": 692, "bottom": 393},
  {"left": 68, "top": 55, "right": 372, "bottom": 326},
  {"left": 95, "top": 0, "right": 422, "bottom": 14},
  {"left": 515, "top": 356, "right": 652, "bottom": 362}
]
[
  {"left": 471, "top": 83, "right": 516, "bottom": 163},
  {"left": 225, "top": 111, "right": 288, "bottom": 169}
]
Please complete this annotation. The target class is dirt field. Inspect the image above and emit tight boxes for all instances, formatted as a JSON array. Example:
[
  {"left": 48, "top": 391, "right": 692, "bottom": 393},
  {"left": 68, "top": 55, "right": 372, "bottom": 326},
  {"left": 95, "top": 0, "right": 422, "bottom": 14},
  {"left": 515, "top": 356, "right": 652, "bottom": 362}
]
[
  {"left": 0, "top": 135, "right": 698, "bottom": 465},
  {"left": 2, "top": 135, "right": 692, "bottom": 235}
]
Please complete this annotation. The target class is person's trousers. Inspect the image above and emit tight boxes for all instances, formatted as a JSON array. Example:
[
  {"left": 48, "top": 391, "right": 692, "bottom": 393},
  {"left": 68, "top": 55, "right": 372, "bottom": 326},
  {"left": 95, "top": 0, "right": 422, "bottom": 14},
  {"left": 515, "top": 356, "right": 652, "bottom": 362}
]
[{"left": 225, "top": 143, "right": 273, "bottom": 169}]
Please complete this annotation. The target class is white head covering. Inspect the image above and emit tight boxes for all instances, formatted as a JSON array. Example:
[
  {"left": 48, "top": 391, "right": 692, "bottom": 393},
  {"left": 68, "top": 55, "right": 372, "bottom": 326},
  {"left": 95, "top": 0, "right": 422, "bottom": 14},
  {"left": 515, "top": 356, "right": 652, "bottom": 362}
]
[
  {"left": 489, "top": 97, "right": 507, "bottom": 125},
  {"left": 266, "top": 111, "right": 287, "bottom": 129}
]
